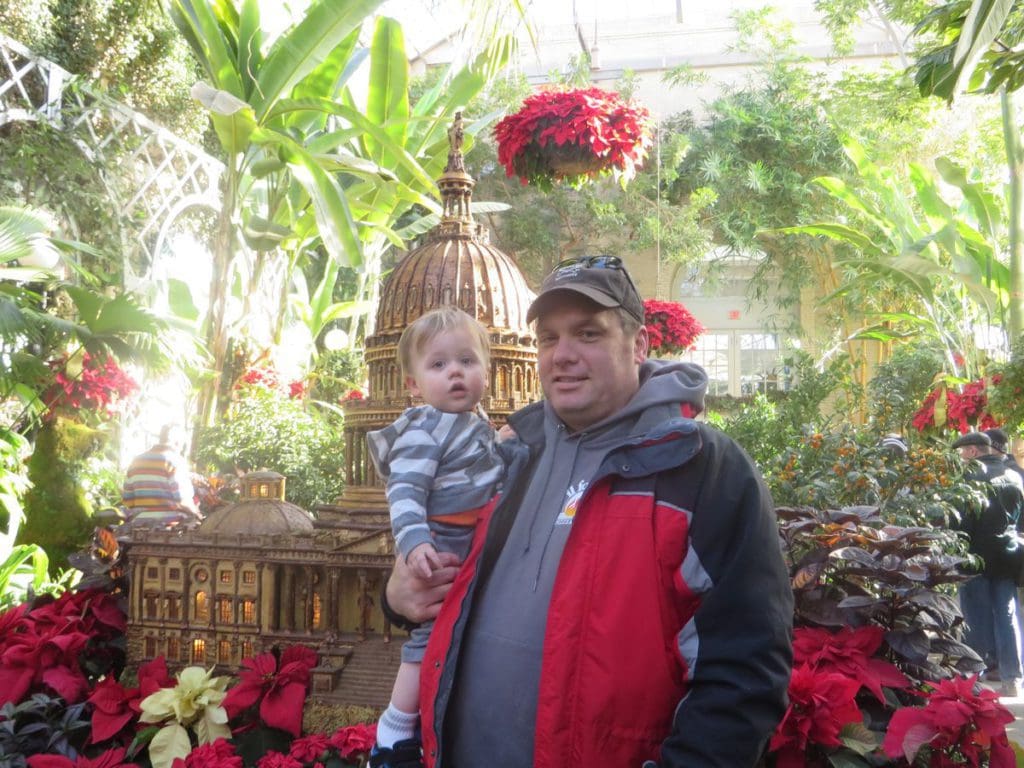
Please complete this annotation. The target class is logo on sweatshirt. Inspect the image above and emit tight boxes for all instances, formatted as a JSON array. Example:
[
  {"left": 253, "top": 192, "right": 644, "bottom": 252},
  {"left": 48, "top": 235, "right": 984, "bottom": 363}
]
[{"left": 556, "top": 480, "right": 587, "bottom": 526}]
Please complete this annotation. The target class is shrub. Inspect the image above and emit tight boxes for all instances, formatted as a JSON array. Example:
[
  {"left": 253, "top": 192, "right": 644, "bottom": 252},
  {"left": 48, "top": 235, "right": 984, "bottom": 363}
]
[
  {"left": 195, "top": 387, "right": 345, "bottom": 511},
  {"left": 868, "top": 343, "right": 945, "bottom": 436}
]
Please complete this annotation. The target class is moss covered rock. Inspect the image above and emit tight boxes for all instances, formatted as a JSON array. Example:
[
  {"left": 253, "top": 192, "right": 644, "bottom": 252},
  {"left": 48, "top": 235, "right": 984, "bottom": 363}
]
[{"left": 18, "top": 417, "right": 103, "bottom": 568}]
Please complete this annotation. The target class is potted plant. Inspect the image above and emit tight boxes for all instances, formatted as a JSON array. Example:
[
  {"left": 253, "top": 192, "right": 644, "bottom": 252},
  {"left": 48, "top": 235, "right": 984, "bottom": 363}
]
[
  {"left": 642, "top": 299, "right": 704, "bottom": 357},
  {"left": 493, "top": 87, "right": 652, "bottom": 190}
]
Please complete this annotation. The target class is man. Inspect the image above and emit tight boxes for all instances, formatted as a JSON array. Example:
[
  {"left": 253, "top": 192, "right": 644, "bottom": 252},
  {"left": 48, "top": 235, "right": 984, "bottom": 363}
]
[
  {"left": 985, "top": 427, "right": 1024, "bottom": 486},
  {"left": 122, "top": 424, "right": 202, "bottom": 528},
  {"left": 379, "top": 256, "right": 793, "bottom": 768},
  {"left": 953, "top": 431, "right": 1024, "bottom": 696}
]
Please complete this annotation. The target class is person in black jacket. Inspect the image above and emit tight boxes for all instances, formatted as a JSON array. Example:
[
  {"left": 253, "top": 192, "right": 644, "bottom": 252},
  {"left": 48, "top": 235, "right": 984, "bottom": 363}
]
[
  {"left": 954, "top": 431, "right": 1024, "bottom": 696},
  {"left": 985, "top": 427, "right": 1024, "bottom": 486}
]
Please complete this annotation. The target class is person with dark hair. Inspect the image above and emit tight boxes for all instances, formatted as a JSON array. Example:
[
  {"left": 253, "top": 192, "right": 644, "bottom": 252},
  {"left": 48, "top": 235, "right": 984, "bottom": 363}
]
[
  {"left": 122, "top": 424, "right": 201, "bottom": 528},
  {"left": 379, "top": 256, "right": 793, "bottom": 768},
  {"left": 953, "top": 431, "right": 1024, "bottom": 696}
]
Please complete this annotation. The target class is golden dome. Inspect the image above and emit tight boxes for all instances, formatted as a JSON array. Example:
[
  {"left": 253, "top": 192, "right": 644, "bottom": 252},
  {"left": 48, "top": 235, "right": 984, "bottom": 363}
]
[
  {"left": 373, "top": 127, "right": 534, "bottom": 335},
  {"left": 199, "top": 471, "right": 314, "bottom": 535},
  {"left": 374, "top": 233, "right": 534, "bottom": 335}
]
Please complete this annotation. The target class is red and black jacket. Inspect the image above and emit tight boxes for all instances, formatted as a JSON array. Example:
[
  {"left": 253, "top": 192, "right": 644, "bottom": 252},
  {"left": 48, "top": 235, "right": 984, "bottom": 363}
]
[{"left": 411, "top": 405, "right": 793, "bottom": 768}]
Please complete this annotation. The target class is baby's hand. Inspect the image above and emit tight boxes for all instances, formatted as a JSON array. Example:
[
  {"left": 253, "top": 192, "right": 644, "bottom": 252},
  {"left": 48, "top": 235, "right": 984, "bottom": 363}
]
[
  {"left": 407, "top": 542, "right": 443, "bottom": 579},
  {"left": 497, "top": 424, "right": 517, "bottom": 442}
]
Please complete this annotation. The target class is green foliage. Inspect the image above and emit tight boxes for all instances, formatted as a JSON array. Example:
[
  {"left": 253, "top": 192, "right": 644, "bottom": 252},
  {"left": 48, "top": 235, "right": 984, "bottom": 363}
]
[
  {"left": 867, "top": 342, "right": 946, "bottom": 435},
  {"left": 17, "top": 418, "right": 103, "bottom": 569},
  {"left": 709, "top": 352, "right": 849, "bottom": 471},
  {"left": 671, "top": 10, "right": 850, "bottom": 310},
  {"left": 0, "top": 429, "right": 30, "bottom": 541},
  {"left": 0, "top": 544, "right": 72, "bottom": 612},
  {"left": 309, "top": 349, "right": 365, "bottom": 405},
  {"left": 195, "top": 387, "right": 346, "bottom": 511},
  {"left": 769, "top": 428, "right": 980, "bottom": 527},
  {"left": 777, "top": 144, "right": 1010, "bottom": 374},
  {"left": 987, "top": 334, "right": 1024, "bottom": 433},
  {"left": 0, "top": 0, "right": 206, "bottom": 139}
]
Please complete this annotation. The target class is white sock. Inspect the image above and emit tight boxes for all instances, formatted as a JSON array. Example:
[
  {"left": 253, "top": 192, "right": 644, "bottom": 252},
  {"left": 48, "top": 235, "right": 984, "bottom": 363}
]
[{"left": 376, "top": 703, "right": 418, "bottom": 749}]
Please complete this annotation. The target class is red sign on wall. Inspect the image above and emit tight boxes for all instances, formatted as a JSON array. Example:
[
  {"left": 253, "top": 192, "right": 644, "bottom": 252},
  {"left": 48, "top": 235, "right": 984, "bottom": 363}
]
[{"left": 728, "top": 310, "right": 741, "bottom": 320}]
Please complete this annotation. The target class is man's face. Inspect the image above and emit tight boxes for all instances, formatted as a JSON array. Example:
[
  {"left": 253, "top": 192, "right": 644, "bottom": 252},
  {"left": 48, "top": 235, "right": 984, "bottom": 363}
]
[
  {"left": 535, "top": 294, "right": 647, "bottom": 432},
  {"left": 958, "top": 445, "right": 982, "bottom": 461}
]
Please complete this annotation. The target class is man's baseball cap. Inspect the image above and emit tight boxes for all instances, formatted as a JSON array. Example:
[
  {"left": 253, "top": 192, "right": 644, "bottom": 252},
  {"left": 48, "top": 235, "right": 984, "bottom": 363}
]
[
  {"left": 951, "top": 431, "right": 991, "bottom": 450},
  {"left": 526, "top": 255, "right": 644, "bottom": 324}
]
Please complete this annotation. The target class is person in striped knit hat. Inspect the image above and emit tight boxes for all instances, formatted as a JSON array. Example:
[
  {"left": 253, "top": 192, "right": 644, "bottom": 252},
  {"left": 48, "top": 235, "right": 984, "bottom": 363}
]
[{"left": 121, "top": 423, "right": 202, "bottom": 529}]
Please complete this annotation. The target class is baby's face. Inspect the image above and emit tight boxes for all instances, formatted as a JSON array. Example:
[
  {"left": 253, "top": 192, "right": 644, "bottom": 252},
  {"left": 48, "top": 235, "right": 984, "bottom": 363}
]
[{"left": 405, "top": 328, "right": 488, "bottom": 413}]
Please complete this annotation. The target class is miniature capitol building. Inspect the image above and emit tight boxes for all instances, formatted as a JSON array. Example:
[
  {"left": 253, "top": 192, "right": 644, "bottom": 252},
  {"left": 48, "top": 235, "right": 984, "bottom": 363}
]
[
  {"left": 125, "top": 118, "right": 541, "bottom": 707},
  {"left": 124, "top": 471, "right": 397, "bottom": 704}
]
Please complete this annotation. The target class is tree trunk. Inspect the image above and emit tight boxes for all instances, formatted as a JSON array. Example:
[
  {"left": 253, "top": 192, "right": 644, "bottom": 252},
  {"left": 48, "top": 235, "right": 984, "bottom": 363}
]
[
  {"left": 195, "top": 170, "right": 239, "bottom": 432},
  {"left": 1003, "top": 88, "right": 1024, "bottom": 346}
]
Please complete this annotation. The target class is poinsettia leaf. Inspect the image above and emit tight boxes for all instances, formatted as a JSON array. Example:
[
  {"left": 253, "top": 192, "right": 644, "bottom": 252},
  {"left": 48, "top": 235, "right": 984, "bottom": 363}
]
[
  {"left": 148, "top": 723, "right": 192, "bottom": 768},
  {"left": 826, "top": 746, "right": 873, "bottom": 766},
  {"left": 196, "top": 706, "right": 232, "bottom": 744}
]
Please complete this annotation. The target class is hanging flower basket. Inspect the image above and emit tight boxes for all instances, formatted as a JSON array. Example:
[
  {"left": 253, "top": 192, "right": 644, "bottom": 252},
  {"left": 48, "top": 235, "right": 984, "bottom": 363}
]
[
  {"left": 494, "top": 87, "right": 653, "bottom": 190},
  {"left": 643, "top": 299, "right": 704, "bottom": 357}
]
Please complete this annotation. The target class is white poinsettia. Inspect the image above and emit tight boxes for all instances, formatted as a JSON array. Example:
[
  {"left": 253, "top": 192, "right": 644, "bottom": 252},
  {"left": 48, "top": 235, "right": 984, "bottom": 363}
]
[{"left": 140, "top": 666, "right": 232, "bottom": 768}]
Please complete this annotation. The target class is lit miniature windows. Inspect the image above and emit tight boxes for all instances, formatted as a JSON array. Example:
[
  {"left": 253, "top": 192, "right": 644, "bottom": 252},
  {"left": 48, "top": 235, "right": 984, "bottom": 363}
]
[
  {"left": 218, "top": 598, "right": 233, "bottom": 623},
  {"left": 195, "top": 592, "right": 209, "bottom": 621}
]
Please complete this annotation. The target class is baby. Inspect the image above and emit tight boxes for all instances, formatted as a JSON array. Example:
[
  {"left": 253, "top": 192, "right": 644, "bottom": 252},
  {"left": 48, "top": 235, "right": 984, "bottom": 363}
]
[{"left": 366, "top": 306, "right": 505, "bottom": 767}]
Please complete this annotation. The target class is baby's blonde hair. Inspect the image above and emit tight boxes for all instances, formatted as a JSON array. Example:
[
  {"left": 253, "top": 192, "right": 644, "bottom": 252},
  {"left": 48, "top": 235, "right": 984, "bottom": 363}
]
[{"left": 397, "top": 306, "right": 491, "bottom": 377}]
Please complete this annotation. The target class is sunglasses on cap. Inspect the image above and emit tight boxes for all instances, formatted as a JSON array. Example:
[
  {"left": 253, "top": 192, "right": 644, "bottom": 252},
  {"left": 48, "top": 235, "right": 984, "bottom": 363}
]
[{"left": 553, "top": 255, "right": 641, "bottom": 298}]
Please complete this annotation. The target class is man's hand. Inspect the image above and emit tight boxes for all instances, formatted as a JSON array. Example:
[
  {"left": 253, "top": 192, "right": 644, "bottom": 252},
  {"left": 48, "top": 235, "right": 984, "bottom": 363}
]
[{"left": 386, "top": 549, "right": 461, "bottom": 624}]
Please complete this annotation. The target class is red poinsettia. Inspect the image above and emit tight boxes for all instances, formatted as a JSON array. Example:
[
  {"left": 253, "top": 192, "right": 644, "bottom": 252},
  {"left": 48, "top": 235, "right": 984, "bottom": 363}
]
[
  {"left": 770, "top": 663, "right": 864, "bottom": 767},
  {"left": 643, "top": 299, "right": 704, "bottom": 356},
  {"left": 494, "top": 87, "right": 652, "bottom": 189},
  {"left": 342, "top": 389, "right": 365, "bottom": 402},
  {"left": 883, "top": 675, "right": 1015, "bottom": 767},
  {"left": 87, "top": 657, "right": 173, "bottom": 743},
  {"left": 27, "top": 747, "right": 138, "bottom": 768},
  {"left": 287, "top": 734, "right": 331, "bottom": 762},
  {"left": 328, "top": 723, "right": 377, "bottom": 760},
  {"left": 912, "top": 378, "right": 999, "bottom": 434},
  {"left": 0, "top": 589, "right": 127, "bottom": 705},
  {"left": 41, "top": 352, "right": 137, "bottom": 421},
  {"left": 792, "top": 626, "right": 910, "bottom": 703},
  {"left": 170, "top": 738, "right": 242, "bottom": 768},
  {"left": 237, "top": 365, "right": 280, "bottom": 391},
  {"left": 254, "top": 753, "right": 302, "bottom": 768},
  {"left": 222, "top": 645, "right": 319, "bottom": 737}
]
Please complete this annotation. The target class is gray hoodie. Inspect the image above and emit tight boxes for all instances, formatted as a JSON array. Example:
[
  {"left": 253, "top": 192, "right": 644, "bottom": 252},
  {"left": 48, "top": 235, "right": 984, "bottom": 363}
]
[{"left": 447, "top": 359, "right": 707, "bottom": 768}]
